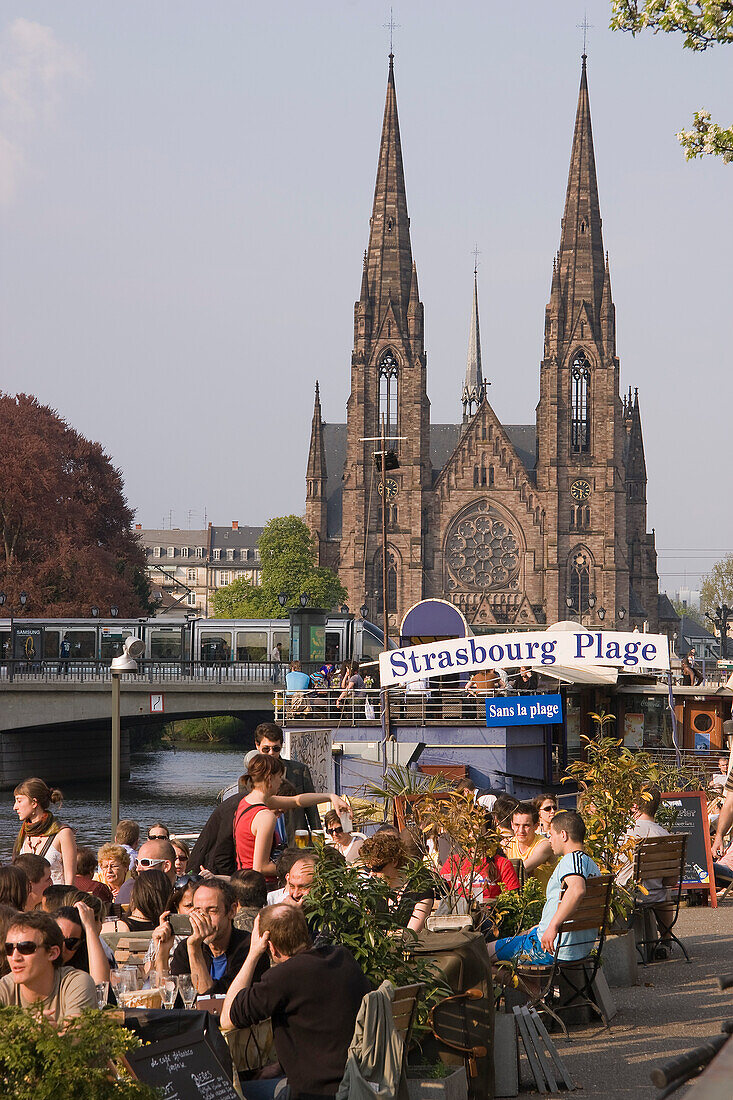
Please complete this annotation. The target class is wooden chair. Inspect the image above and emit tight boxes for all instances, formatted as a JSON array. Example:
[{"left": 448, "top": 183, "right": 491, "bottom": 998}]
[
  {"left": 104, "top": 932, "right": 154, "bottom": 968},
  {"left": 512, "top": 873, "right": 614, "bottom": 1039},
  {"left": 632, "top": 833, "right": 689, "bottom": 964}
]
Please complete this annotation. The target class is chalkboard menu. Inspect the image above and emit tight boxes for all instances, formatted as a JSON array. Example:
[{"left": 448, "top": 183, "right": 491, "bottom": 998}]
[
  {"left": 124, "top": 1033, "right": 239, "bottom": 1100},
  {"left": 660, "top": 790, "right": 717, "bottom": 908}
]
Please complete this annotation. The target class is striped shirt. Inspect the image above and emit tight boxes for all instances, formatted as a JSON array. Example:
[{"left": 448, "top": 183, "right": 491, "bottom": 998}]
[{"left": 537, "top": 849, "right": 600, "bottom": 961}]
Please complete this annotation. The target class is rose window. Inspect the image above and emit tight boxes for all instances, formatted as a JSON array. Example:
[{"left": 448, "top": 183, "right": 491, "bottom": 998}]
[{"left": 445, "top": 502, "right": 522, "bottom": 591}]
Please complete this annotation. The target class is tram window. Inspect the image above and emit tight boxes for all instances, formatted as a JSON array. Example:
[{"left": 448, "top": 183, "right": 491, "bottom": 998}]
[
  {"left": 69, "top": 631, "right": 96, "bottom": 659},
  {"left": 101, "top": 632, "right": 132, "bottom": 660},
  {"left": 273, "top": 631, "right": 289, "bottom": 662},
  {"left": 150, "top": 630, "right": 183, "bottom": 659},
  {"left": 325, "top": 632, "right": 341, "bottom": 664},
  {"left": 201, "top": 632, "right": 232, "bottom": 662},
  {"left": 236, "top": 631, "right": 267, "bottom": 661},
  {"left": 43, "top": 630, "right": 60, "bottom": 659}
]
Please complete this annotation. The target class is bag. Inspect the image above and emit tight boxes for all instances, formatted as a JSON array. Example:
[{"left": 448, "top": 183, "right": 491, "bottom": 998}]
[{"left": 364, "top": 697, "right": 376, "bottom": 720}]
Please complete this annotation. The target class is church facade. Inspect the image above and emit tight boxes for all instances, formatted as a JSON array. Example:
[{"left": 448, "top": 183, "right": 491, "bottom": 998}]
[{"left": 305, "top": 54, "right": 674, "bottom": 636}]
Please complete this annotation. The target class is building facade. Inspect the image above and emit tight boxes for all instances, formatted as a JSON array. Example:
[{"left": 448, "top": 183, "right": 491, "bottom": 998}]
[
  {"left": 305, "top": 54, "right": 675, "bottom": 636},
  {"left": 137, "top": 522, "right": 262, "bottom": 616}
]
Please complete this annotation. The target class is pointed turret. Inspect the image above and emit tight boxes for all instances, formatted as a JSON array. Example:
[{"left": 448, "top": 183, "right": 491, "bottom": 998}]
[
  {"left": 555, "top": 55, "right": 607, "bottom": 349},
  {"left": 462, "top": 270, "right": 486, "bottom": 423},
  {"left": 306, "top": 381, "right": 327, "bottom": 482},
  {"left": 305, "top": 381, "right": 328, "bottom": 556},
  {"left": 364, "top": 54, "right": 416, "bottom": 331}
]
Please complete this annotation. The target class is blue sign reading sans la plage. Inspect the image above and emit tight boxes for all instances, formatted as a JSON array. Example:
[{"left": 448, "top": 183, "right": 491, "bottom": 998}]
[{"left": 485, "top": 694, "right": 563, "bottom": 727}]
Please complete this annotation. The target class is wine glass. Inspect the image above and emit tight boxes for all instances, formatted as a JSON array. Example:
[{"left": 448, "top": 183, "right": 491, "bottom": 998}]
[
  {"left": 95, "top": 981, "right": 109, "bottom": 1009},
  {"left": 177, "top": 974, "right": 196, "bottom": 1009},
  {"left": 161, "top": 978, "right": 177, "bottom": 1010}
]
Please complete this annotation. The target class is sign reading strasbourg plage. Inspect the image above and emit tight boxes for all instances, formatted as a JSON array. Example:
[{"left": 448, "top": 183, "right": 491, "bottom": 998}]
[{"left": 379, "top": 629, "right": 670, "bottom": 687}]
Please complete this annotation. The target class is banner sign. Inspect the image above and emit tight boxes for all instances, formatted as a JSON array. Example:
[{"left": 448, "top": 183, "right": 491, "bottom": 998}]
[
  {"left": 379, "top": 629, "right": 670, "bottom": 687},
  {"left": 486, "top": 693, "right": 563, "bottom": 727}
]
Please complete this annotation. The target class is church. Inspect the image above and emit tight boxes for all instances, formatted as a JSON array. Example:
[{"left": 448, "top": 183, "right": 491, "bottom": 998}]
[{"left": 305, "top": 52, "right": 675, "bottom": 636}]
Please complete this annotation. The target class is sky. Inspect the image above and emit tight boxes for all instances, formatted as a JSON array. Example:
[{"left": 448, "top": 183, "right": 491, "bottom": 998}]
[{"left": 1, "top": 1, "right": 731, "bottom": 595}]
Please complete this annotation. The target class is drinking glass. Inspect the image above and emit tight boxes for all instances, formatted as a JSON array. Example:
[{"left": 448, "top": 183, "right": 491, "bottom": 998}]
[
  {"left": 161, "top": 978, "right": 177, "bottom": 1009},
  {"left": 95, "top": 981, "right": 109, "bottom": 1009},
  {"left": 177, "top": 974, "right": 196, "bottom": 1009},
  {"left": 110, "top": 965, "right": 138, "bottom": 1005}
]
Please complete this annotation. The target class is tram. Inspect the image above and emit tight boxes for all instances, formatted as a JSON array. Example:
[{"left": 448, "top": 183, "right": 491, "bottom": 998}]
[{"left": 0, "top": 613, "right": 385, "bottom": 667}]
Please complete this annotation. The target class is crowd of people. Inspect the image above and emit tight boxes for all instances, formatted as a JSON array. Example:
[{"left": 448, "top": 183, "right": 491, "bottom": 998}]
[{"left": 1, "top": 722, "right": 732, "bottom": 1100}]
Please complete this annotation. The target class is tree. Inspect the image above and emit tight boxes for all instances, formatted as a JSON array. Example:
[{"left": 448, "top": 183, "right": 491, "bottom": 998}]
[
  {"left": 212, "top": 514, "right": 347, "bottom": 618},
  {"left": 700, "top": 553, "right": 733, "bottom": 615},
  {"left": 0, "top": 393, "right": 151, "bottom": 616},
  {"left": 610, "top": 1, "right": 733, "bottom": 162},
  {"left": 671, "top": 598, "right": 705, "bottom": 628}
]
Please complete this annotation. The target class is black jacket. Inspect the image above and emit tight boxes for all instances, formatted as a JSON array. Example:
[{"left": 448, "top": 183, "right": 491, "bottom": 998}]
[{"left": 169, "top": 925, "right": 268, "bottom": 994}]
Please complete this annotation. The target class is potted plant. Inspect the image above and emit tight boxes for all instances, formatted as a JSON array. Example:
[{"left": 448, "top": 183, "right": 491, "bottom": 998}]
[{"left": 0, "top": 1005, "right": 156, "bottom": 1099}]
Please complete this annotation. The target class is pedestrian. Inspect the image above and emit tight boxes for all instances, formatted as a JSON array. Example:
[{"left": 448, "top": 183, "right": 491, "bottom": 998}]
[
  {"left": 57, "top": 633, "right": 71, "bottom": 676},
  {"left": 12, "top": 778, "right": 77, "bottom": 886},
  {"left": 270, "top": 641, "right": 283, "bottom": 684}
]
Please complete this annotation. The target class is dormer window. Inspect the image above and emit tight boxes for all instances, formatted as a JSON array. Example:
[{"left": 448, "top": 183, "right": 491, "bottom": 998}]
[
  {"left": 167, "top": 546, "right": 175, "bottom": 557},
  {"left": 180, "top": 546, "right": 189, "bottom": 558},
  {"left": 153, "top": 546, "right": 161, "bottom": 558},
  {"left": 213, "top": 549, "right": 221, "bottom": 561},
  {"left": 195, "top": 547, "right": 204, "bottom": 559},
  {"left": 226, "top": 549, "right": 235, "bottom": 561}
]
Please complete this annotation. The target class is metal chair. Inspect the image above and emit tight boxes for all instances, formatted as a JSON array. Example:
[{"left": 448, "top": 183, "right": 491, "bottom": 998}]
[
  {"left": 512, "top": 873, "right": 614, "bottom": 1039},
  {"left": 632, "top": 832, "right": 689, "bottom": 964}
]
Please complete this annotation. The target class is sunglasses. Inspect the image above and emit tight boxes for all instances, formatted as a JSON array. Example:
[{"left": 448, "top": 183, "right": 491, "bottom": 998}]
[
  {"left": 148, "top": 834, "right": 168, "bottom": 840},
  {"left": 5, "top": 940, "right": 42, "bottom": 956},
  {"left": 258, "top": 746, "right": 282, "bottom": 754},
  {"left": 326, "top": 827, "right": 341, "bottom": 836},
  {"left": 138, "top": 857, "right": 166, "bottom": 868},
  {"left": 63, "top": 936, "right": 82, "bottom": 951},
  {"left": 540, "top": 805, "right": 556, "bottom": 812},
  {"left": 368, "top": 861, "right": 388, "bottom": 873}
]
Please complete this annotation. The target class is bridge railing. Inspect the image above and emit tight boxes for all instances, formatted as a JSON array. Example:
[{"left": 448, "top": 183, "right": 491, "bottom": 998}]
[
  {"left": 273, "top": 686, "right": 552, "bottom": 726},
  {"left": 0, "top": 659, "right": 290, "bottom": 684}
]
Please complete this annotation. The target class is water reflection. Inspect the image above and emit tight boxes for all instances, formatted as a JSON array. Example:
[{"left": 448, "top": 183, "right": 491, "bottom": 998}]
[{"left": 0, "top": 746, "right": 246, "bottom": 861}]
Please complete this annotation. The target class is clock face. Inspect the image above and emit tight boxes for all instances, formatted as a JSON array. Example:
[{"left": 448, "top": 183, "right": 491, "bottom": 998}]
[
  {"left": 570, "top": 479, "right": 591, "bottom": 501},
  {"left": 378, "top": 478, "right": 399, "bottom": 501}
]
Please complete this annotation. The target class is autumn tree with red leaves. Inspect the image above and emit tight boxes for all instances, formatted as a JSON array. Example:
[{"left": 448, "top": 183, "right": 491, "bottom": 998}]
[{"left": 0, "top": 393, "right": 151, "bottom": 616}]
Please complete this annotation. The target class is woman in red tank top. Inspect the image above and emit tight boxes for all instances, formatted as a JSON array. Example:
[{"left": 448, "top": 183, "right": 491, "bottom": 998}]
[{"left": 233, "top": 753, "right": 353, "bottom": 881}]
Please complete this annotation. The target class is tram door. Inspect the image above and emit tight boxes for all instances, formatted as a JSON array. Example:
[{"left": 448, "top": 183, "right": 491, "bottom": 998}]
[{"left": 325, "top": 631, "right": 342, "bottom": 665}]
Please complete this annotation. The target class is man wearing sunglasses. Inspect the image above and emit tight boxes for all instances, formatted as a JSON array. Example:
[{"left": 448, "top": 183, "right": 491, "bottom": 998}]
[
  {"left": 0, "top": 911, "right": 96, "bottom": 1027},
  {"left": 114, "top": 838, "right": 177, "bottom": 908}
]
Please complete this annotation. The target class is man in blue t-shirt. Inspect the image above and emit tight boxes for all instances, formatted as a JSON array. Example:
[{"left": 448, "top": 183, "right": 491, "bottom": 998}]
[{"left": 488, "top": 810, "right": 600, "bottom": 966}]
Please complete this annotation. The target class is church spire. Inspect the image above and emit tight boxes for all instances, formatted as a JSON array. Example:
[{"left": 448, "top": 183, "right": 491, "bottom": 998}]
[
  {"left": 364, "top": 53, "right": 415, "bottom": 329},
  {"left": 306, "top": 381, "right": 327, "bottom": 483},
  {"left": 555, "top": 54, "right": 607, "bottom": 347},
  {"left": 462, "top": 269, "right": 486, "bottom": 423}
]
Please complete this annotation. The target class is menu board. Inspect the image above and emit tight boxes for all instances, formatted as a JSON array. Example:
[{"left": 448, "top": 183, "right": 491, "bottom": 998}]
[
  {"left": 660, "top": 790, "right": 717, "bottom": 908},
  {"left": 123, "top": 1033, "right": 238, "bottom": 1100}
]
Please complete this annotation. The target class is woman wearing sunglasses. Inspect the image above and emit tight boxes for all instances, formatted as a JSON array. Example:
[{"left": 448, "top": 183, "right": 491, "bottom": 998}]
[
  {"left": 323, "top": 810, "right": 365, "bottom": 863},
  {"left": 53, "top": 901, "right": 110, "bottom": 984},
  {"left": 533, "top": 794, "right": 558, "bottom": 838},
  {"left": 359, "top": 832, "right": 434, "bottom": 933}
]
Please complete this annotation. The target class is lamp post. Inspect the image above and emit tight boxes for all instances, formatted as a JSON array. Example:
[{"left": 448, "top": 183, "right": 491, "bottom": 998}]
[
  {"left": 299, "top": 593, "right": 310, "bottom": 608},
  {"left": 278, "top": 592, "right": 288, "bottom": 609},
  {"left": 360, "top": 604, "right": 369, "bottom": 620},
  {"left": 110, "top": 637, "right": 145, "bottom": 837}
]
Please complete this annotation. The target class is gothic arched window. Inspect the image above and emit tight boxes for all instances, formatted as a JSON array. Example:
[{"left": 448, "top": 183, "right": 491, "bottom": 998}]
[
  {"left": 378, "top": 351, "right": 399, "bottom": 441},
  {"left": 568, "top": 547, "right": 592, "bottom": 615},
  {"left": 571, "top": 351, "right": 591, "bottom": 454}
]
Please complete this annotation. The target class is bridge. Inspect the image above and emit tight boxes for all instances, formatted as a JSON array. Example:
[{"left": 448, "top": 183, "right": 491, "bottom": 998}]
[{"left": 0, "top": 662, "right": 278, "bottom": 789}]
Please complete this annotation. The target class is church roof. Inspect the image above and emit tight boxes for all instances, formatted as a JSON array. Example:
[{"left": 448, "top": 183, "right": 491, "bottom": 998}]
[{"left": 322, "top": 419, "right": 537, "bottom": 538}]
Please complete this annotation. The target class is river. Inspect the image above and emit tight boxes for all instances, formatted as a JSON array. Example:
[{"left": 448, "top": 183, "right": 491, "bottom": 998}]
[{"left": 0, "top": 745, "right": 246, "bottom": 861}]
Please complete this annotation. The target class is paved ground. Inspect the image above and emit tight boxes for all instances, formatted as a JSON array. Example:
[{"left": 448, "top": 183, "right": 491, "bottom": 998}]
[{"left": 520, "top": 899, "right": 733, "bottom": 1099}]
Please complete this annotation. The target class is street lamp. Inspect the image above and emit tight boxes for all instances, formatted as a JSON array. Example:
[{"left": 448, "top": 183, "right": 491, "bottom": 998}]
[
  {"left": 110, "top": 606, "right": 119, "bottom": 618},
  {"left": 340, "top": 605, "right": 349, "bottom": 614},
  {"left": 19, "top": 591, "right": 27, "bottom": 608},
  {"left": 618, "top": 608, "right": 626, "bottom": 621},
  {"left": 299, "top": 593, "right": 310, "bottom": 608},
  {"left": 91, "top": 606, "right": 100, "bottom": 618},
  {"left": 588, "top": 594, "right": 597, "bottom": 610},
  {"left": 597, "top": 607, "right": 606, "bottom": 621},
  {"left": 278, "top": 592, "right": 288, "bottom": 608},
  {"left": 360, "top": 604, "right": 369, "bottom": 620},
  {"left": 110, "top": 636, "right": 145, "bottom": 837}
]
